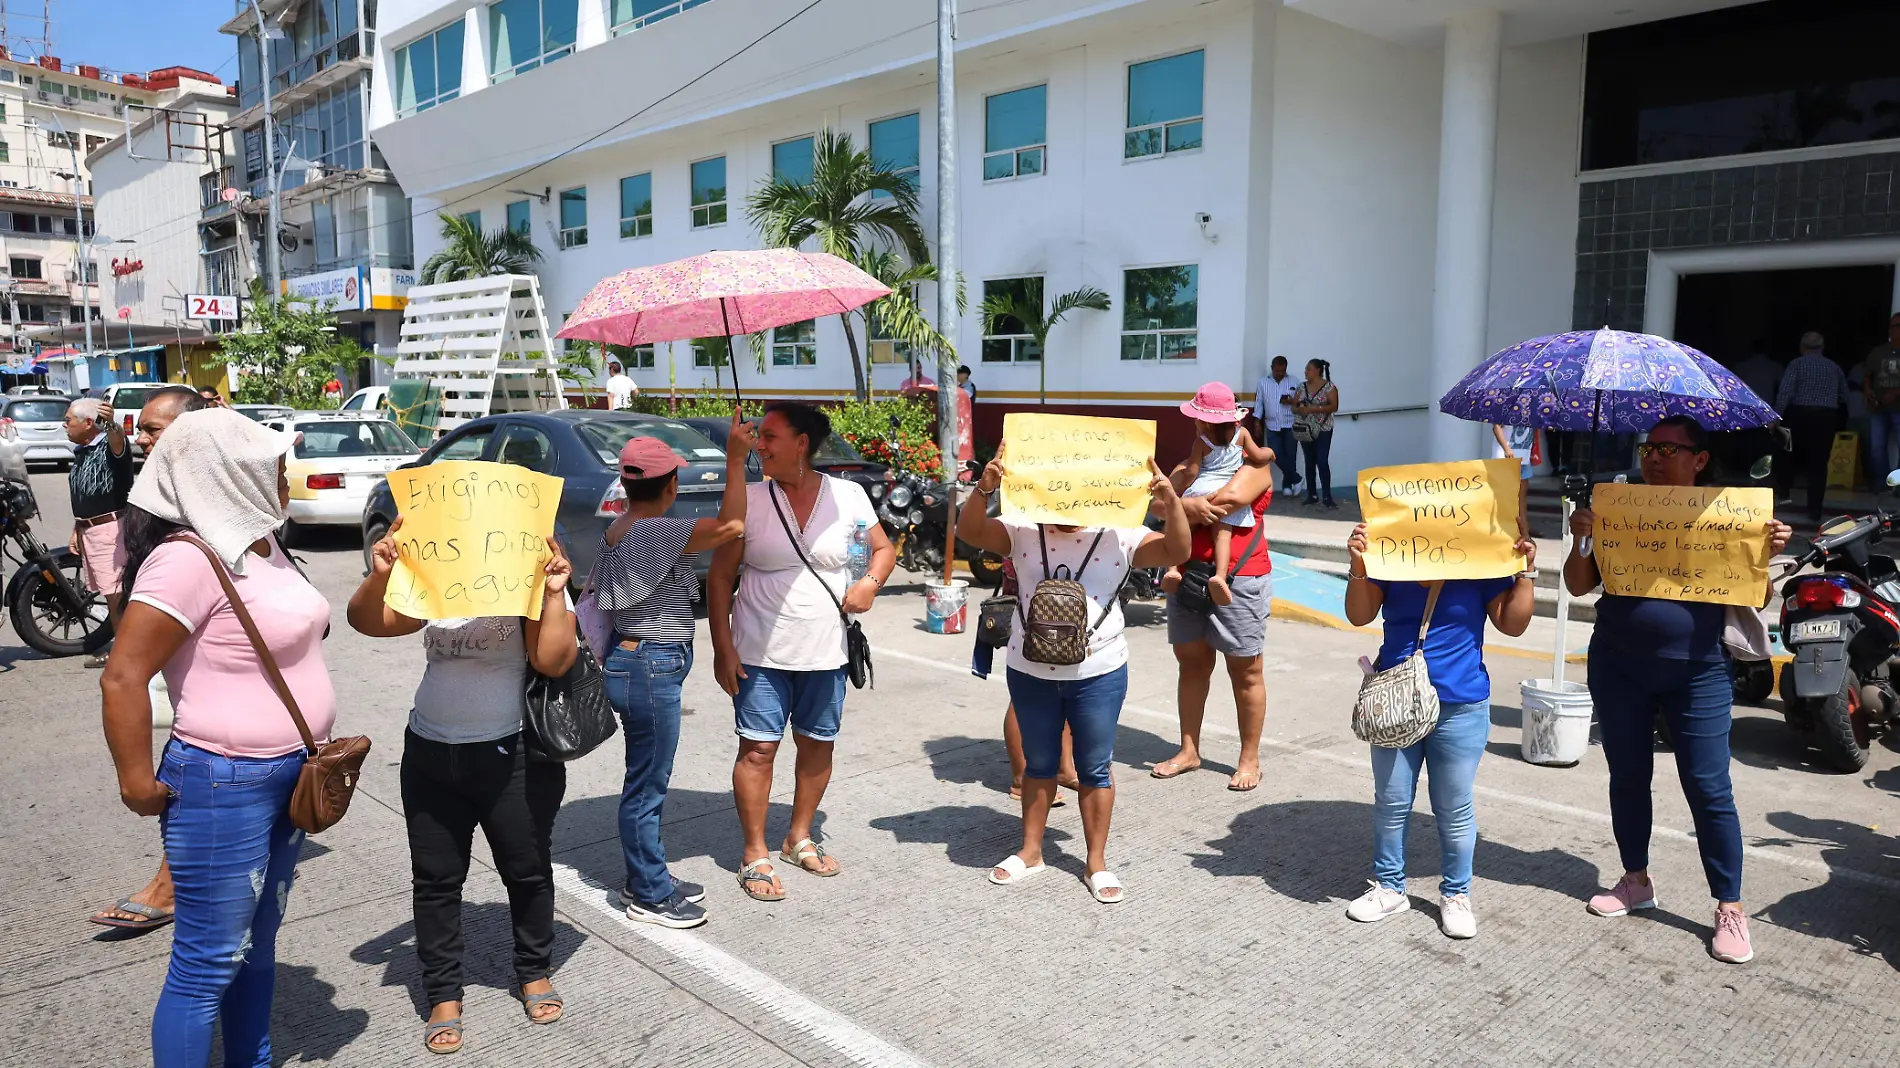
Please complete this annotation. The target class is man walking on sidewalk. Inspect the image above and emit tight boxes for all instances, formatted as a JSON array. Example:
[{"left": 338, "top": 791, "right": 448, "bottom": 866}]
[
  {"left": 1862, "top": 313, "right": 1900, "bottom": 485},
  {"left": 1250, "top": 355, "right": 1302, "bottom": 497},
  {"left": 1777, "top": 331, "right": 1849, "bottom": 523},
  {"left": 63, "top": 398, "right": 132, "bottom": 668}
]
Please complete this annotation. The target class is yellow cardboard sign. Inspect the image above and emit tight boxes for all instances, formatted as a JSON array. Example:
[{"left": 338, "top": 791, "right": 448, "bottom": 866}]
[
  {"left": 1592, "top": 483, "right": 1773, "bottom": 606},
  {"left": 999, "top": 413, "right": 1157, "bottom": 529},
  {"left": 383, "top": 460, "right": 565, "bottom": 620},
  {"left": 1359, "top": 459, "right": 1525, "bottom": 580}
]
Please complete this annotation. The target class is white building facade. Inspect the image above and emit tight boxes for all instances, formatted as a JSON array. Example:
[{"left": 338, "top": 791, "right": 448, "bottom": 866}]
[{"left": 367, "top": 0, "right": 1899, "bottom": 479}]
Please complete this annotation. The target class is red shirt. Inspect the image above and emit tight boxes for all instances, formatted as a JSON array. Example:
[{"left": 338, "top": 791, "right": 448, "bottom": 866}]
[{"left": 1188, "top": 489, "right": 1272, "bottom": 576}]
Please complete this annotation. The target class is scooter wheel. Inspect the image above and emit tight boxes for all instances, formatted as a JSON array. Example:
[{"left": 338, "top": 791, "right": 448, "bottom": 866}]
[{"left": 1813, "top": 669, "right": 1871, "bottom": 773}]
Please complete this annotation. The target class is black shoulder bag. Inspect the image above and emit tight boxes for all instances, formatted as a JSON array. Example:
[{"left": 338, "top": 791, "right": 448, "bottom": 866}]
[
  {"left": 768, "top": 481, "right": 873, "bottom": 689},
  {"left": 1175, "top": 521, "right": 1267, "bottom": 615},
  {"left": 524, "top": 606, "right": 618, "bottom": 762}
]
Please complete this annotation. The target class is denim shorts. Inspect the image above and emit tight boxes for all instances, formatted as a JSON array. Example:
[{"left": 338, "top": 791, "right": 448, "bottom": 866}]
[{"left": 733, "top": 665, "right": 848, "bottom": 742}]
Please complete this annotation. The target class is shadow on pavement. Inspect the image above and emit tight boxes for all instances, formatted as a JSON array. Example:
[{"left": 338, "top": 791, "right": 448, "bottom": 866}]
[
  {"left": 1755, "top": 811, "right": 1900, "bottom": 971},
  {"left": 868, "top": 803, "right": 1075, "bottom": 873},
  {"left": 555, "top": 788, "right": 828, "bottom": 888},
  {"left": 265, "top": 961, "right": 373, "bottom": 1061},
  {"left": 349, "top": 904, "right": 588, "bottom": 1018}
]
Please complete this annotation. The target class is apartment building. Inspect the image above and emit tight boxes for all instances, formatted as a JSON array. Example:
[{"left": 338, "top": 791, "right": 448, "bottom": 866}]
[{"left": 367, "top": 0, "right": 1900, "bottom": 476}]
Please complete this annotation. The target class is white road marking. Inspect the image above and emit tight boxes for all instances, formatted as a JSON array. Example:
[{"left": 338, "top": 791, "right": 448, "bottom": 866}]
[
  {"left": 879, "top": 647, "right": 1900, "bottom": 894},
  {"left": 549, "top": 863, "right": 935, "bottom": 1068}
]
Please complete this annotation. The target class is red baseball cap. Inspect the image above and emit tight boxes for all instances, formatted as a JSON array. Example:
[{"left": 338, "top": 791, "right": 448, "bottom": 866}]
[{"left": 618, "top": 435, "right": 685, "bottom": 479}]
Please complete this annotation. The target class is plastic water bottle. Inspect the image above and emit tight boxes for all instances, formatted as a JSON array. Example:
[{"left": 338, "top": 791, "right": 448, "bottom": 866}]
[{"left": 847, "top": 520, "right": 870, "bottom": 581}]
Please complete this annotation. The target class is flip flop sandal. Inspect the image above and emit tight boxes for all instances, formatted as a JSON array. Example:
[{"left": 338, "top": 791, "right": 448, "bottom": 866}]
[
  {"left": 89, "top": 898, "right": 174, "bottom": 932},
  {"left": 1149, "top": 760, "right": 1197, "bottom": 780},
  {"left": 423, "top": 1019, "right": 463, "bottom": 1055},
  {"left": 521, "top": 988, "right": 564, "bottom": 1025},
  {"left": 738, "top": 859, "right": 786, "bottom": 901},
  {"left": 988, "top": 854, "right": 1048, "bottom": 886},
  {"left": 1088, "top": 870, "right": 1126, "bottom": 904},
  {"left": 1227, "top": 772, "right": 1262, "bottom": 793},
  {"left": 779, "top": 838, "right": 841, "bottom": 877}
]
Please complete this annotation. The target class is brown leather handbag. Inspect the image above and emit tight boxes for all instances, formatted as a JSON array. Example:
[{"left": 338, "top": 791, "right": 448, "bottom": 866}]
[
  {"left": 1018, "top": 527, "right": 1113, "bottom": 666},
  {"left": 169, "top": 535, "right": 370, "bottom": 833}
]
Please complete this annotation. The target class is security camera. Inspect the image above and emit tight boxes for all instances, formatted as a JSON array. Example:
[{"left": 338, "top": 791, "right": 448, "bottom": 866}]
[{"left": 1194, "top": 212, "right": 1212, "bottom": 226}]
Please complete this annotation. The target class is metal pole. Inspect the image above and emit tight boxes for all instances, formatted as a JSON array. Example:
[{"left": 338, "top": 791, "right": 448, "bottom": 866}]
[
  {"left": 252, "top": 0, "right": 283, "bottom": 304},
  {"left": 935, "top": 0, "right": 959, "bottom": 585},
  {"left": 1552, "top": 496, "right": 1572, "bottom": 687},
  {"left": 45, "top": 116, "right": 93, "bottom": 360}
]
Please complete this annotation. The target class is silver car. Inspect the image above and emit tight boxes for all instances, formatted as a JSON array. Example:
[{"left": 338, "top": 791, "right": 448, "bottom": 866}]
[{"left": 0, "top": 395, "right": 75, "bottom": 467}]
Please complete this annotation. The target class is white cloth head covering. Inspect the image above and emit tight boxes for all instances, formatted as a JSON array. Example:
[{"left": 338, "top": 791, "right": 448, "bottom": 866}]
[{"left": 128, "top": 408, "right": 298, "bottom": 573}]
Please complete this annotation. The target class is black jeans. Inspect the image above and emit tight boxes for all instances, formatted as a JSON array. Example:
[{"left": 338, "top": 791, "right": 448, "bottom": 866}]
[
  {"left": 401, "top": 729, "right": 566, "bottom": 1007},
  {"left": 1300, "top": 430, "right": 1335, "bottom": 504},
  {"left": 1785, "top": 406, "right": 1838, "bottom": 520}
]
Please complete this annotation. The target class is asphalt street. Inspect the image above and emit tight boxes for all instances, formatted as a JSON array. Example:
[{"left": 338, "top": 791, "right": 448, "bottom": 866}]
[{"left": 3, "top": 469, "right": 1898, "bottom": 1068}]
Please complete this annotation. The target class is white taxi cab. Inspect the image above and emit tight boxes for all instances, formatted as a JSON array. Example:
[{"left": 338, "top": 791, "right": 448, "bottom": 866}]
[{"left": 265, "top": 412, "right": 420, "bottom": 544}]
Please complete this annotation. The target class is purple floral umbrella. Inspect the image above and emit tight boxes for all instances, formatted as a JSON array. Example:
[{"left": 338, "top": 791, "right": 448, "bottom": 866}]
[{"left": 1438, "top": 327, "right": 1777, "bottom": 433}]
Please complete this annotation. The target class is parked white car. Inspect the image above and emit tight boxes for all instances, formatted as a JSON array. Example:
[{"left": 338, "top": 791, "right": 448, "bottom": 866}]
[
  {"left": 0, "top": 395, "right": 75, "bottom": 466},
  {"left": 263, "top": 411, "right": 420, "bottom": 544},
  {"left": 340, "top": 386, "right": 389, "bottom": 413}
]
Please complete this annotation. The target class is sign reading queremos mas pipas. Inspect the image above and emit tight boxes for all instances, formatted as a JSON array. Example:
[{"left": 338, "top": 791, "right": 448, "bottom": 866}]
[
  {"left": 1358, "top": 459, "right": 1525, "bottom": 581},
  {"left": 383, "top": 460, "right": 565, "bottom": 621},
  {"left": 1592, "top": 484, "right": 1773, "bottom": 606},
  {"left": 999, "top": 413, "right": 1158, "bottom": 529}
]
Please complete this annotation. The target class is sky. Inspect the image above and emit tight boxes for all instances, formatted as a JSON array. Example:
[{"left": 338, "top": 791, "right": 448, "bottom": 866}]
[{"left": 35, "top": 0, "right": 236, "bottom": 81}]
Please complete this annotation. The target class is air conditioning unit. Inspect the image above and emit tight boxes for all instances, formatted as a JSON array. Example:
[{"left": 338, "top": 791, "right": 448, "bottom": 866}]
[{"left": 34, "top": 91, "right": 48, "bottom": 102}]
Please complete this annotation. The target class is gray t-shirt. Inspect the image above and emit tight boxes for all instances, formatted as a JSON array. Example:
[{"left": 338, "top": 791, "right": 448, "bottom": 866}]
[{"left": 409, "top": 616, "right": 528, "bottom": 744}]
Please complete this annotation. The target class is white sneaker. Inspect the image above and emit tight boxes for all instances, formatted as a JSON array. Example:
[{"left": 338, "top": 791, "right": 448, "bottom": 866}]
[
  {"left": 1439, "top": 894, "right": 1476, "bottom": 939},
  {"left": 1346, "top": 880, "right": 1410, "bottom": 923}
]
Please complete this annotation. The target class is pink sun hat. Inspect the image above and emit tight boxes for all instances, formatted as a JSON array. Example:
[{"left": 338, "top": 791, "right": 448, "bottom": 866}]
[{"left": 1180, "top": 382, "right": 1246, "bottom": 424}]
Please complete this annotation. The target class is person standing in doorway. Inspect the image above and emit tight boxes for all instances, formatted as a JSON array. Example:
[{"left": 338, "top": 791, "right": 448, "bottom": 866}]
[
  {"left": 65, "top": 397, "right": 133, "bottom": 668},
  {"left": 1776, "top": 331, "right": 1849, "bottom": 523},
  {"left": 1861, "top": 313, "right": 1900, "bottom": 485},
  {"left": 1251, "top": 355, "right": 1302, "bottom": 498},
  {"left": 606, "top": 361, "right": 638, "bottom": 411},
  {"left": 1291, "top": 359, "right": 1340, "bottom": 509}
]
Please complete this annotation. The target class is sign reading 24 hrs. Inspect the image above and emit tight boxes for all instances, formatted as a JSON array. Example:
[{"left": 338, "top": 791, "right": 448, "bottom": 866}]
[{"left": 184, "top": 293, "right": 240, "bottom": 321}]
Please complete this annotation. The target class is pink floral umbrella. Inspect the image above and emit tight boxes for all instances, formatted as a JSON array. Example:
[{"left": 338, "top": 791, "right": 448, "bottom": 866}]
[{"left": 555, "top": 248, "right": 892, "bottom": 403}]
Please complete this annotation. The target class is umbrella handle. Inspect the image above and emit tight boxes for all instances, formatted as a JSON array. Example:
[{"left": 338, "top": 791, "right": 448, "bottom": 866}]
[{"left": 720, "top": 301, "right": 744, "bottom": 411}]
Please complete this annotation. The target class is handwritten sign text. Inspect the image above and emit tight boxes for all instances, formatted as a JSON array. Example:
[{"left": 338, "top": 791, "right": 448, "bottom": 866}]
[
  {"left": 1592, "top": 483, "right": 1772, "bottom": 606},
  {"left": 999, "top": 413, "right": 1157, "bottom": 529},
  {"left": 383, "top": 460, "right": 564, "bottom": 620},
  {"left": 1359, "top": 459, "right": 1524, "bottom": 580}
]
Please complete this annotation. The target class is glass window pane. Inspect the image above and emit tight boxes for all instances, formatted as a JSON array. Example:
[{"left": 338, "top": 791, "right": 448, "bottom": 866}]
[
  {"left": 772, "top": 137, "right": 814, "bottom": 185},
  {"left": 981, "top": 338, "right": 1014, "bottom": 363},
  {"left": 560, "top": 187, "right": 586, "bottom": 229},
  {"left": 985, "top": 85, "right": 1046, "bottom": 152},
  {"left": 619, "top": 172, "right": 651, "bottom": 220},
  {"left": 1128, "top": 50, "right": 1204, "bottom": 127},
  {"left": 691, "top": 156, "right": 726, "bottom": 206},
  {"left": 543, "top": 0, "right": 579, "bottom": 53},
  {"left": 436, "top": 22, "right": 466, "bottom": 98},
  {"left": 1120, "top": 334, "right": 1157, "bottom": 361},
  {"left": 394, "top": 44, "right": 418, "bottom": 114},
  {"left": 506, "top": 199, "right": 531, "bottom": 234},
  {"left": 707, "top": 202, "right": 727, "bottom": 226},
  {"left": 1018, "top": 339, "right": 1042, "bottom": 363},
  {"left": 869, "top": 113, "right": 920, "bottom": 174},
  {"left": 1160, "top": 333, "right": 1199, "bottom": 360},
  {"left": 1125, "top": 128, "right": 1161, "bottom": 159},
  {"left": 982, "top": 153, "right": 1014, "bottom": 181},
  {"left": 1016, "top": 147, "right": 1043, "bottom": 176},
  {"left": 411, "top": 35, "right": 438, "bottom": 105},
  {"left": 489, "top": 0, "right": 536, "bottom": 75},
  {"left": 460, "top": 210, "right": 481, "bottom": 230},
  {"left": 1123, "top": 265, "right": 1198, "bottom": 330},
  {"left": 1165, "top": 121, "right": 1202, "bottom": 153}
]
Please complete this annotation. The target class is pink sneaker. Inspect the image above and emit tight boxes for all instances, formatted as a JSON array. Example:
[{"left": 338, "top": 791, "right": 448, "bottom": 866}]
[
  {"left": 1711, "top": 908, "right": 1754, "bottom": 964},
  {"left": 1586, "top": 873, "right": 1658, "bottom": 917}
]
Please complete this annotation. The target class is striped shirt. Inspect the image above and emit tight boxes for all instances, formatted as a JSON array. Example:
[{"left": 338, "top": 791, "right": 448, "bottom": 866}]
[
  {"left": 595, "top": 516, "right": 699, "bottom": 642},
  {"left": 1777, "top": 353, "right": 1849, "bottom": 412}
]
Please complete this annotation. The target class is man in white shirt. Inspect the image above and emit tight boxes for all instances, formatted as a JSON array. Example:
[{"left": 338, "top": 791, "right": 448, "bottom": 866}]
[
  {"left": 1249, "top": 355, "right": 1302, "bottom": 496},
  {"left": 606, "top": 361, "right": 638, "bottom": 410}
]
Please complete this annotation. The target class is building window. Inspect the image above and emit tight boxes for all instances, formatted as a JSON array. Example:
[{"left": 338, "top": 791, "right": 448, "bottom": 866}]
[
  {"left": 78, "top": 260, "right": 98, "bottom": 284},
  {"left": 983, "top": 85, "right": 1046, "bottom": 181},
  {"left": 0, "top": 103, "right": 7, "bottom": 122},
  {"left": 9, "top": 257, "right": 42, "bottom": 280},
  {"left": 692, "top": 338, "right": 728, "bottom": 368},
  {"left": 981, "top": 277, "right": 1043, "bottom": 363},
  {"left": 1582, "top": 1, "right": 1900, "bottom": 169},
  {"left": 123, "top": 97, "right": 142, "bottom": 108},
  {"left": 771, "top": 320, "right": 817, "bottom": 367},
  {"left": 558, "top": 186, "right": 587, "bottom": 248},
  {"left": 771, "top": 136, "right": 814, "bottom": 186},
  {"left": 460, "top": 210, "right": 481, "bottom": 230},
  {"left": 1121, "top": 265, "right": 1198, "bottom": 361},
  {"left": 691, "top": 156, "right": 726, "bottom": 228},
  {"left": 46, "top": 130, "right": 77, "bottom": 150},
  {"left": 395, "top": 20, "right": 467, "bottom": 117},
  {"left": 868, "top": 294, "right": 914, "bottom": 365},
  {"left": 489, "top": 0, "right": 578, "bottom": 83},
  {"left": 610, "top": 0, "right": 712, "bottom": 35},
  {"left": 606, "top": 342, "right": 656, "bottom": 369},
  {"left": 618, "top": 172, "right": 652, "bottom": 238},
  {"left": 0, "top": 141, "right": 9, "bottom": 164},
  {"left": 506, "top": 199, "right": 531, "bottom": 235},
  {"left": 1125, "top": 50, "right": 1205, "bottom": 159},
  {"left": 868, "top": 112, "right": 919, "bottom": 198},
  {"left": 80, "top": 87, "right": 98, "bottom": 102}
]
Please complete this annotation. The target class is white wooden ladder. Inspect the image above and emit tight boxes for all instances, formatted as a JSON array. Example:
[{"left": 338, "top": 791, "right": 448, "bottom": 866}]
[{"left": 391, "top": 274, "right": 566, "bottom": 441}]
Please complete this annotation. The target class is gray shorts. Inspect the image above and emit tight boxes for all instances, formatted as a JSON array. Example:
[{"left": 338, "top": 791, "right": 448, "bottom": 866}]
[{"left": 1167, "top": 572, "right": 1272, "bottom": 658}]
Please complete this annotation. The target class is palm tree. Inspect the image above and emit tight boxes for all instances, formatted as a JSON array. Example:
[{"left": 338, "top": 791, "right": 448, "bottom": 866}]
[
  {"left": 419, "top": 211, "right": 543, "bottom": 284},
  {"left": 747, "top": 129, "right": 930, "bottom": 400},
  {"left": 981, "top": 285, "right": 1112, "bottom": 405},
  {"left": 852, "top": 247, "right": 960, "bottom": 387}
]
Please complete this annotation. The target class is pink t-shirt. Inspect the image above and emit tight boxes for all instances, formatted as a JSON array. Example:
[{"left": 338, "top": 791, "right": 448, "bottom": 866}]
[{"left": 129, "top": 540, "right": 336, "bottom": 758}]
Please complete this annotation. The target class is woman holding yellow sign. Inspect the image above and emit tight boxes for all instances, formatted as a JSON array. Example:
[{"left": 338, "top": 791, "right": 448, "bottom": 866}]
[{"left": 1563, "top": 415, "right": 1791, "bottom": 966}]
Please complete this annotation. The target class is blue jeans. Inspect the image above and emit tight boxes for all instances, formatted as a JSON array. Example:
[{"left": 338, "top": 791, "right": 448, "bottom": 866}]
[
  {"left": 733, "top": 665, "right": 847, "bottom": 742},
  {"left": 605, "top": 640, "right": 693, "bottom": 906},
  {"left": 1869, "top": 410, "right": 1900, "bottom": 486},
  {"left": 1005, "top": 666, "right": 1128, "bottom": 789},
  {"left": 1264, "top": 427, "right": 1301, "bottom": 490},
  {"left": 154, "top": 738, "right": 305, "bottom": 1068},
  {"left": 1369, "top": 699, "right": 1490, "bottom": 897},
  {"left": 1300, "top": 430, "right": 1334, "bottom": 503},
  {"left": 1588, "top": 652, "right": 1742, "bottom": 902}
]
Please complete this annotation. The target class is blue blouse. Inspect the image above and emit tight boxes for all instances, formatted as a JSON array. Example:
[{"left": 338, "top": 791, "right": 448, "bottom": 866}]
[{"left": 1371, "top": 577, "right": 1517, "bottom": 706}]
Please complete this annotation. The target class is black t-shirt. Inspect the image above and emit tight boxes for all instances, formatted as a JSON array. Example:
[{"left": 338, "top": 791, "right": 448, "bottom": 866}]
[{"left": 68, "top": 436, "right": 133, "bottom": 519}]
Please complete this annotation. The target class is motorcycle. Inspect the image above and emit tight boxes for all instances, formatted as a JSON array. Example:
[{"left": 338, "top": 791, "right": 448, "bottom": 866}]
[
  {"left": 876, "top": 448, "right": 1006, "bottom": 587},
  {"left": 1, "top": 475, "right": 113, "bottom": 657},
  {"left": 1776, "top": 490, "right": 1900, "bottom": 772}
]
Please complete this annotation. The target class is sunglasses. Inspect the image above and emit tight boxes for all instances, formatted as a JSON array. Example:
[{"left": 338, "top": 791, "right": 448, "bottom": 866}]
[{"left": 1636, "top": 442, "right": 1700, "bottom": 460}]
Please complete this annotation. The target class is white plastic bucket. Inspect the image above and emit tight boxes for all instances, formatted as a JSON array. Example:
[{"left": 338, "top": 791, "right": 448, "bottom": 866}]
[
  {"left": 924, "top": 579, "right": 970, "bottom": 634},
  {"left": 1520, "top": 678, "right": 1593, "bottom": 767}
]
